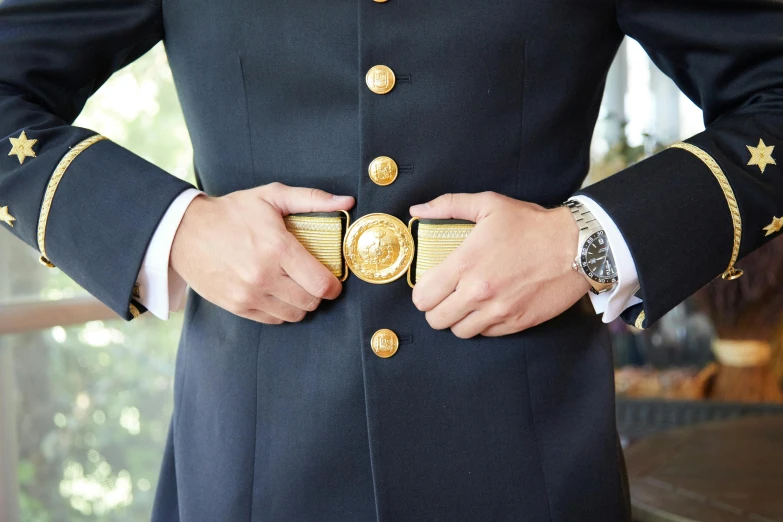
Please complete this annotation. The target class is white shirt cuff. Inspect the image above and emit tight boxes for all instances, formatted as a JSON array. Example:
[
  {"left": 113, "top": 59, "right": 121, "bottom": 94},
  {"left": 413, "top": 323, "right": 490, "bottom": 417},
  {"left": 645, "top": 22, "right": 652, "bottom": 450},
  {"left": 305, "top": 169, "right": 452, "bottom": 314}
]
[
  {"left": 135, "top": 188, "right": 203, "bottom": 320},
  {"left": 571, "top": 195, "right": 643, "bottom": 323}
]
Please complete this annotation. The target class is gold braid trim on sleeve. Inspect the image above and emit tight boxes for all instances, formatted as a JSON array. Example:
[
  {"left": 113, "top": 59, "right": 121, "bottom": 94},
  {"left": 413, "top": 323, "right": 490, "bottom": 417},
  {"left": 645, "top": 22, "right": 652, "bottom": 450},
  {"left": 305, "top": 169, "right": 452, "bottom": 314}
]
[
  {"left": 668, "top": 142, "right": 743, "bottom": 281},
  {"left": 37, "top": 135, "right": 108, "bottom": 267},
  {"left": 129, "top": 303, "right": 141, "bottom": 319},
  {"left": 634, "top": 311, "right": 646, "bottom": 330}
]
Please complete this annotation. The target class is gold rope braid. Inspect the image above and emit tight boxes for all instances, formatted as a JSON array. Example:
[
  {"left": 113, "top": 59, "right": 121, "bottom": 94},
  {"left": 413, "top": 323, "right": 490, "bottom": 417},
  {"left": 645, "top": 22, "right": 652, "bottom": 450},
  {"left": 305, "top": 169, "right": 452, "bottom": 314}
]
[
  {"left": 129, "top": 303, "right": 141, "bottom": 319},
  {"left": 634, "top": 311, "right": 646, "bottom": 330},
  {"left": 669, "top": 142, "right": 743, "bottom": 281},
  {"left": 37, "top": 134, "right": 108, "bottom": 267},
  {"left": 284, "top": 214, "right": 345, "bottom": 279}
]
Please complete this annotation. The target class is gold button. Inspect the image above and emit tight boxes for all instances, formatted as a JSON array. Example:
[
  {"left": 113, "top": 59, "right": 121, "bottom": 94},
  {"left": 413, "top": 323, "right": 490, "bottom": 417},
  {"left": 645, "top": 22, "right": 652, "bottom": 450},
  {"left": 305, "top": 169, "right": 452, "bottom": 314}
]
[
  {"left": 373, "top": 0, "right": 389, "bottom": 2},
  {"left": 371, "top": 329, "right": 399, "bottom": 358},
  {"left": 366, "top": 65, "right": 396, "bottom": 95},
  {"left": 368, "top": 156, "right": 399, "bottom": 186},
  {"left": 343, "top": 213, "right": 415, "bottom": 284}
]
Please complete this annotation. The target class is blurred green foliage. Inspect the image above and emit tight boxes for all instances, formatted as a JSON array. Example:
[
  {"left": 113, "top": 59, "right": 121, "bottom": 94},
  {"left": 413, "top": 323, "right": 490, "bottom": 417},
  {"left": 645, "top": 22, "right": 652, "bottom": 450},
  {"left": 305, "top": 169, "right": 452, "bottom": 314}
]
[{"left": 13, "top": 318, "right": 183, "bottom": 521}]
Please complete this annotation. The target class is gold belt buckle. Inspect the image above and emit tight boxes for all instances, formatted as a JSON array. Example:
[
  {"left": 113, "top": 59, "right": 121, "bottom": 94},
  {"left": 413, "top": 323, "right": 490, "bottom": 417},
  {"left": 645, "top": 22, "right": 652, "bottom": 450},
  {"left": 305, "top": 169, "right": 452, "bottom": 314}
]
[
  {"left": 285, "top": 211, "right": 473, "bottom": 286},
  {"left": 343, "top": 213, "right": 415, "bottom": 284}
]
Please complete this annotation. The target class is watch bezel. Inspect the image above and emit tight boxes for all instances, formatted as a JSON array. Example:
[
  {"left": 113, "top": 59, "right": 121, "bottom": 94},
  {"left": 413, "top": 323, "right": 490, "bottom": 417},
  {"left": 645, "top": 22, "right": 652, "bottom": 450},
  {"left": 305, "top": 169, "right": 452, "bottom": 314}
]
[{"left": 580, "top": 230, "right": 619, "bottom": 285}]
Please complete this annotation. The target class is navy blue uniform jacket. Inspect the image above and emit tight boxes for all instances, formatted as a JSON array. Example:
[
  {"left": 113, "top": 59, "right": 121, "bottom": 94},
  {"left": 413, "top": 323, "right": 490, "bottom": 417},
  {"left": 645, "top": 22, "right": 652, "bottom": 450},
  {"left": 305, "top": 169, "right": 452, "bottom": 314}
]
[{"left": 1, "top": 0, "right": 783, "bottom": 520}]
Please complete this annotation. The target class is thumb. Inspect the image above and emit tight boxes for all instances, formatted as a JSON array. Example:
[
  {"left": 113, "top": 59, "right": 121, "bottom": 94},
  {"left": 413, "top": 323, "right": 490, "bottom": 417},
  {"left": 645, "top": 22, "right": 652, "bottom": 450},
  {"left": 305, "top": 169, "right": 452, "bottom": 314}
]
[
  {"left": 260, "top": 183, "right": 355, "bottom": 216},
  {"left": 409, "top": 193, "right": 487, "bottom": 222}
]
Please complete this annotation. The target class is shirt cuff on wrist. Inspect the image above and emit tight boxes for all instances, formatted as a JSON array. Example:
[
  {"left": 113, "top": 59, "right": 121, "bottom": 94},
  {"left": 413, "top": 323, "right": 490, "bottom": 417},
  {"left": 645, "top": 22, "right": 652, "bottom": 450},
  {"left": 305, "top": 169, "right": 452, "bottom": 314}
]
[{"left": 135, "top": 187, "right": 203, "bottom": 320}]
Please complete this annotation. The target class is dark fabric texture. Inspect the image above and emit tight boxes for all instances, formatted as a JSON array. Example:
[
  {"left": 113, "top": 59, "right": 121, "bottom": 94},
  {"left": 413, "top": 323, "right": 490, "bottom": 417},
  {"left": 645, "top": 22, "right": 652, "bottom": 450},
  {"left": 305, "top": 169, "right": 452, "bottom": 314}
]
[{"left": 1, "top": 0, "right": 781, "bottom": 520}]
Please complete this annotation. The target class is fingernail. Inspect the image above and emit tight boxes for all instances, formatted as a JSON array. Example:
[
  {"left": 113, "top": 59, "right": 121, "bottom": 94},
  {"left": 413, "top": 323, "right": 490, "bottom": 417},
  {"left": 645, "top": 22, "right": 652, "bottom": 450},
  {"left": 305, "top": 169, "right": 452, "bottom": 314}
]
[
  {"left": 332, "top": 195, "right": 353, "bottom": 202},
  {"left": 410, "top": 203, "right": 427, "bottom": 213}
]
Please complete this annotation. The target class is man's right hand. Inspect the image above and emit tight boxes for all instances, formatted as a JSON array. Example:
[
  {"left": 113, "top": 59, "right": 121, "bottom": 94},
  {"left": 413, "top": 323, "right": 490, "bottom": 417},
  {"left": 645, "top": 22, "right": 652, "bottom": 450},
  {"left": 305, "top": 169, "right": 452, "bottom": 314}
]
[{"left": 170, "top": 182, "right": 355, "bottom": 324}]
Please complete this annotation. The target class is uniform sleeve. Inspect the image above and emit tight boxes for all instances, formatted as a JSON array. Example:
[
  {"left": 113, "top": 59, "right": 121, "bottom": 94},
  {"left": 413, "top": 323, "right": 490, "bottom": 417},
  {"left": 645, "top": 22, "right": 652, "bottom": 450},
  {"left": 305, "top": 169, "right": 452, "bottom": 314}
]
[
  {"left": 0, "top": 0, "right": 194, "bottom": 320},
  {"left": 577, "top": 0, "right": 783, "bottom": 329}
]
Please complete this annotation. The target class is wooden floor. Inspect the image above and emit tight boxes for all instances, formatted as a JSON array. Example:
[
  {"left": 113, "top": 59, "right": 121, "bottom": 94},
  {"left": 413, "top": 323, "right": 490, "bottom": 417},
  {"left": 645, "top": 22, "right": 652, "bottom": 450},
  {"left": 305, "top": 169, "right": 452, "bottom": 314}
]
[{"left": 626, "top": 416, "right": 783, "bottom": 522}]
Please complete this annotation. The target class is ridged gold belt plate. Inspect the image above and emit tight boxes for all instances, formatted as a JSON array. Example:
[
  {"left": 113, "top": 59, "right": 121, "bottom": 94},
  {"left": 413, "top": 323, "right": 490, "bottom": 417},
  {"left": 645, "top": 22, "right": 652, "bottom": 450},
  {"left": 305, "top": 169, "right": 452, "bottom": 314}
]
[
  {"left": 284, "top": 213, "right": 347, "bottom": 279},
  {"left": 343, "top": 213, "right": 414, "bottom": 284},
  {"left": 414, "top": 221, "right": 474, "bottom": 283}
]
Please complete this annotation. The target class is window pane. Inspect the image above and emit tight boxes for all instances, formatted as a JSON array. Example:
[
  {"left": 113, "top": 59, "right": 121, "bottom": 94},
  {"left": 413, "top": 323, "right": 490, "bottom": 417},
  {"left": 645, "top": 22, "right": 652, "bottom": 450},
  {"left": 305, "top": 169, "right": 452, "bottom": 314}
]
[{"left": 11, "top": 315, "right": 183, "bottom": 521}]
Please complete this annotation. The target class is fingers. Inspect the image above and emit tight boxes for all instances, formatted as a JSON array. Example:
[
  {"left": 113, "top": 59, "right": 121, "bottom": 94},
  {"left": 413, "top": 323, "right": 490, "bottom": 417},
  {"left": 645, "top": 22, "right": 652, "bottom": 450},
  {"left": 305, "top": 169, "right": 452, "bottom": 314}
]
[
  {"left": 450, "top": 310, "right": 499, "bottom": 339},
  {"left": 409, "top": 192, "right": 498, "bottom": 222},
  {"left": 245, "top": 295, "right": 308, "bottom": 323},
  {"left": 260, "top": 182, "right": 355, "bottom": 216},
  {"left": 271, "top": 275, "right": 322, "bottom": 312},
  {"left": 240, "top": 309, "right": 283, "bottom": 325},
  {"left": 423, "top": 289, "right": 476, "bottom": 330},
  {"left": 480, "top": 322, "right": 516, "bottom": 337},
  {"left": 411, "top": 253, "right": 462, "bottom": 312},
  {"left": 280, "top": 237, "right": 343, "bottom": 300},
  {"left": 235, "top": 278, "right": 320, "bottom": 324}
]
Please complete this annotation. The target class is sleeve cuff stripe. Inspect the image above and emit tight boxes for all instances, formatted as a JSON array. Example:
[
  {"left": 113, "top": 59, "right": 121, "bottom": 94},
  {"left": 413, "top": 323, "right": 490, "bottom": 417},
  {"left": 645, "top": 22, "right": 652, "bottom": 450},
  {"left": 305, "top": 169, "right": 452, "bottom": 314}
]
[
  {"left": 635, "top": 310, "right": 646, "bottom": 330},
  {"left": 669, "top": 142, "right": 744, "bottom": 281},
  {"left": 37, "top": 134, "right": 108, "bottom": 266},
  {"left": 129, "top": 302, "right": 141, "bottom": 319}
]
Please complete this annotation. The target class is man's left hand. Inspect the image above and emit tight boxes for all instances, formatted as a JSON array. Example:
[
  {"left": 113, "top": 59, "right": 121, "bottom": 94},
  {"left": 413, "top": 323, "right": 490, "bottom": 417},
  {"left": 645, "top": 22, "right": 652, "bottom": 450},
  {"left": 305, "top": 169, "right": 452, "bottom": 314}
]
[{"left": 409, "top": 192, "right": 591, "bottom": 338}]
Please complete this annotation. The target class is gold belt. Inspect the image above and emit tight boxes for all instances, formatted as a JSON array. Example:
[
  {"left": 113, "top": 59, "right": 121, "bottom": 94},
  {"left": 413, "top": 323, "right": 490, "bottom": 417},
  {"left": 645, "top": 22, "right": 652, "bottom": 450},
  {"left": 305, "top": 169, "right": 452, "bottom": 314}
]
[{"left": 284, "top": 212, "right": 475, "bottom": 287}]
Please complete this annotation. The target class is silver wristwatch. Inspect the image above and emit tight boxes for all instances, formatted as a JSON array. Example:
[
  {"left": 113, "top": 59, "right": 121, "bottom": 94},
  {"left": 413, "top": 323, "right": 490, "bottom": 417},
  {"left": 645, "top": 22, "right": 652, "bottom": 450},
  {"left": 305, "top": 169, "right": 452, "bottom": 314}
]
[{"left": 564, "top": 200, "right": 618, "bottom": 295}]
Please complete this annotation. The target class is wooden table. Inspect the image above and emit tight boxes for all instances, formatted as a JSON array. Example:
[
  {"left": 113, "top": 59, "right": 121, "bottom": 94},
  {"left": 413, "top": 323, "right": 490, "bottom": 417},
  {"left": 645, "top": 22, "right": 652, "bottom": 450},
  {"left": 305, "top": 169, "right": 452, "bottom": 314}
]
[{"left": 625, "top": 416, "right": 783, "bottom": 522}]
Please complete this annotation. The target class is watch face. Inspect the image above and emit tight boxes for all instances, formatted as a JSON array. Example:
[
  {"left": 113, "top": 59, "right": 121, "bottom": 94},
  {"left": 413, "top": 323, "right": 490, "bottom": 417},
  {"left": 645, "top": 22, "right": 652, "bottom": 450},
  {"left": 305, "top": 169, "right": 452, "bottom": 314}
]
[{"left": 580, "top": 231, "right": 619, "bottom": 284}]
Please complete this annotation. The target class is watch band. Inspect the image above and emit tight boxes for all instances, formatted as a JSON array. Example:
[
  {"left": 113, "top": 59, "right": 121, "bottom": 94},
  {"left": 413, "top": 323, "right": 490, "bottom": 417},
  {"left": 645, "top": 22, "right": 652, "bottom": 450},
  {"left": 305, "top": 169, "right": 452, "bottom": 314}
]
[{"left": 564, "top": 200, "right": 602, "bottom": 236}]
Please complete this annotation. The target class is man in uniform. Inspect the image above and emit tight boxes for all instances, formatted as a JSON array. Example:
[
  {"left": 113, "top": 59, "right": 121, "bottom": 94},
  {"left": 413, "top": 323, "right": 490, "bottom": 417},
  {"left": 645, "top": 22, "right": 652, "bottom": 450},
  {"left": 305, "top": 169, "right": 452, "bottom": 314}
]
[{"left": 1, "top": 0, "right": 781, "bottom": 520}]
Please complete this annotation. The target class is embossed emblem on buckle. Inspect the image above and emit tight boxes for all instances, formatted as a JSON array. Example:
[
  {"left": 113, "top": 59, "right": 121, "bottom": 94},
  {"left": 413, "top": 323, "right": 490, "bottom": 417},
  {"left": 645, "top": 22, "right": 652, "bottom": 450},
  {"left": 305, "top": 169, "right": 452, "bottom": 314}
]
[{"left": 343, "top": 213, "right": 414, "bottom": 284}]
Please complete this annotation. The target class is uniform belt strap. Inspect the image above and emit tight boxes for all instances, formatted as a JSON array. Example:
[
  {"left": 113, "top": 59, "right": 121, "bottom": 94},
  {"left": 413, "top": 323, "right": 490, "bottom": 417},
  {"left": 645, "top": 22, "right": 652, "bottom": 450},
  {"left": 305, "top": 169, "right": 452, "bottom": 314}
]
[
  {"left": 283, "top": 212, "right": 348, "bottom": 280},
  {"left": 409, "top": 218, "right": 474, "bottom": 286}
]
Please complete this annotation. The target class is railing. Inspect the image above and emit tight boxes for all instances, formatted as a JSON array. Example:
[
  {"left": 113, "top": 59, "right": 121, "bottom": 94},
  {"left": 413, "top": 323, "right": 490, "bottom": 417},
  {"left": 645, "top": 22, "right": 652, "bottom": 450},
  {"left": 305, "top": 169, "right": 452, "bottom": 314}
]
[{"left": 0, "top": 296, "right": 115, "bottom": 335}]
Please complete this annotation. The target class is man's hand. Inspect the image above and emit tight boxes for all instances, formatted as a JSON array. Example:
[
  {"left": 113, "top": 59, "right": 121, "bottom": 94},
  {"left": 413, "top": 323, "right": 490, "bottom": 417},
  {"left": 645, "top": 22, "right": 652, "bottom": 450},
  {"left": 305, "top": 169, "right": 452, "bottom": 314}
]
[
  {"left": 409, "top": 192, "right": 591, "bottom": 338},
  {"left": 170, "top": 182, "right": 354, "bottom": 324}
]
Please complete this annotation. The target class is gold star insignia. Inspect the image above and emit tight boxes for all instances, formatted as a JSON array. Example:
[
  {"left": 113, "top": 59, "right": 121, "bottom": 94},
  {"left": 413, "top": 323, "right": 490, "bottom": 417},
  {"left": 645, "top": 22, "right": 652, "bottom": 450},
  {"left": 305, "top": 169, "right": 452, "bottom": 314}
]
[
  {"left": 0, "top": 206, "right": 15, "bottom": 227},
  {"left": 8, "top": 131, "right": 38, "bottom": 165},
  {"left": 747, "top": 139, "right": 776, "bottom": 174},
  {"left": 763, "top": 216, "right": 783, "bottom": 236}
]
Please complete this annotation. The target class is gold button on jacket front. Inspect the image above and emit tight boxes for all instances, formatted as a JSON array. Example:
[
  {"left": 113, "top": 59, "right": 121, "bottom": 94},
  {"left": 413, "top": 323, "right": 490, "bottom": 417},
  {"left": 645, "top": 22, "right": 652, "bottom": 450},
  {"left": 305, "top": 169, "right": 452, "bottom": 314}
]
[
  {"left": 343, "top": 213, "right": 414, "bottom": 284},
  {"left": 366, "top": 65, "right": 395, "bottom": 95},
  {"left": 368, "top": 156, "right": 398, "bottom": 186},
  {"left": 371, "top": 329, "right": 399, "bottom": 358}
]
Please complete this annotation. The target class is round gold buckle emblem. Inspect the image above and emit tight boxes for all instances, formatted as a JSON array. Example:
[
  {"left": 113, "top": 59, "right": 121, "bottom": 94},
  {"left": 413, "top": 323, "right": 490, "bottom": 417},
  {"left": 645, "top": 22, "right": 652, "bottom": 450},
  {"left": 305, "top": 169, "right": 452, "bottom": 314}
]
[{"left": 343, "top": 213, "right": 414, "bottom": 284}]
